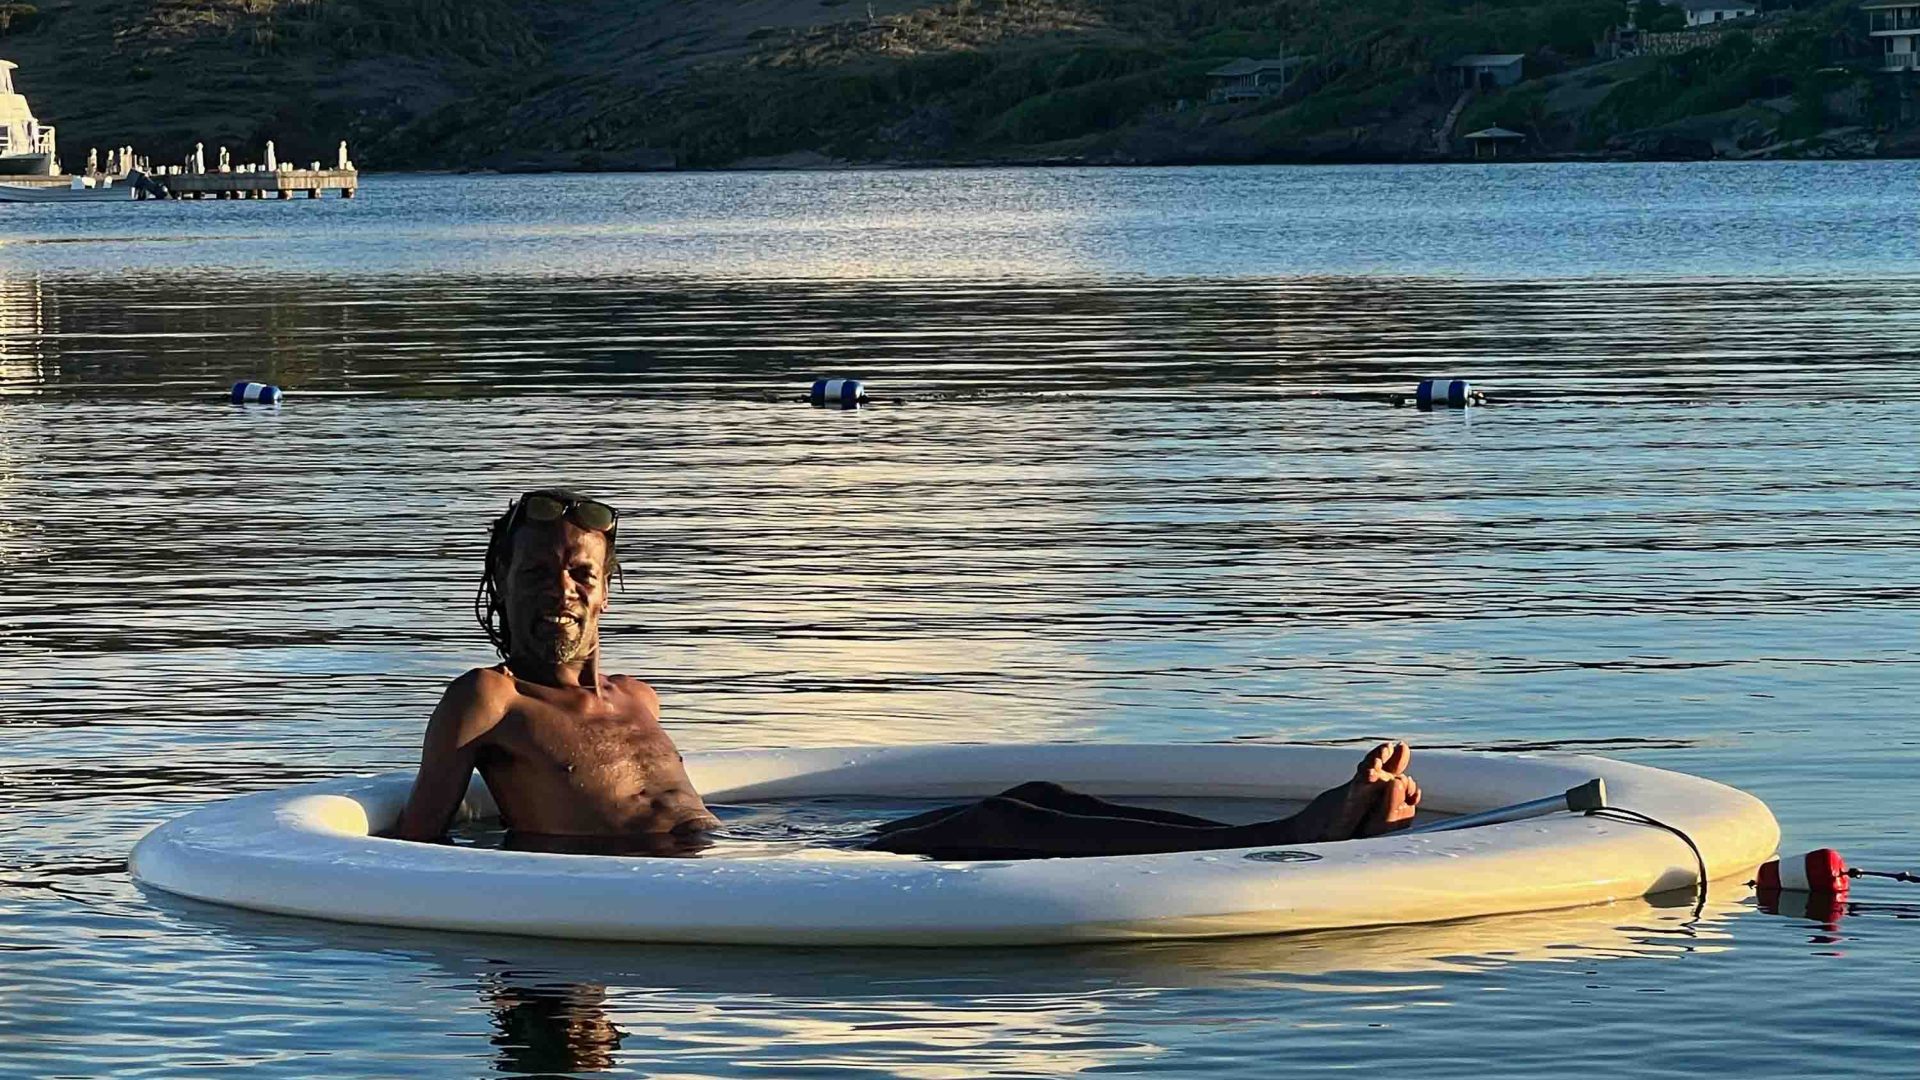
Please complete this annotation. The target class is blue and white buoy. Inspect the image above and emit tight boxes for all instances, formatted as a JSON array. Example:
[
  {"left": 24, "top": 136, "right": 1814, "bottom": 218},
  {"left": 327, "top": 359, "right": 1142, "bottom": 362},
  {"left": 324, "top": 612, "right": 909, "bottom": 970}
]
[
  {"left": 230, "top": 381, "right": 282, "bottom": 405},
  {"left": 1415, "top": 379, "right": 1474, "bottom": 410},
  {"left": 810, "top": 378, "right": 866, "bottom": 409}
]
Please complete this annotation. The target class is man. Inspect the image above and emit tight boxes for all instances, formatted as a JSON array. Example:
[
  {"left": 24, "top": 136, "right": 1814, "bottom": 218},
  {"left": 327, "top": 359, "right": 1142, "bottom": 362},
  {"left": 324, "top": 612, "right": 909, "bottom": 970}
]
[
  {"left": 389, "top": 489, "right": 1421, "bottom": 857},
  {"left": 388, "top": 488, "right": 720, "bottom": 855}
]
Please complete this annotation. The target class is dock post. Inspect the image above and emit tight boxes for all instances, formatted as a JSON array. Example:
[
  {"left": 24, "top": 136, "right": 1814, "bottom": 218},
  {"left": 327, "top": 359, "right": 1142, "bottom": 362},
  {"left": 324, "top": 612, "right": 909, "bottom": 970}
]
[
  {"left": 342, "top": 187, "right": 356, "bottom": 199},
  {"left": 306, "top": 188, "right": 318, "bottom": 199},
  {"left": 277, "top": 189, "right": 290, "bottom": 199}
]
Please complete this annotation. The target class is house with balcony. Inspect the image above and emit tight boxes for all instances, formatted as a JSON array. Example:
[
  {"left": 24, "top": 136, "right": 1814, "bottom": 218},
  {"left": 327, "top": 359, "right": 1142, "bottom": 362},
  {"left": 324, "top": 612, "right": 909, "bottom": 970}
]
[
  {"left": 1206, "top": 58, "right": 1303, "bottom": 103},
  {"left": 1865, "top": 2, "right": 1920, "bottom": 70}
]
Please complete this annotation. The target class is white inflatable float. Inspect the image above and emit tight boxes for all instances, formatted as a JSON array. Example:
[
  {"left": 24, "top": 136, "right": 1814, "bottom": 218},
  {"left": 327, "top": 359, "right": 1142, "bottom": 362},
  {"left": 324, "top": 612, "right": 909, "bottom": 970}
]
[{"left": 130, "top": 743, "right": 1779, "bottom": 946}]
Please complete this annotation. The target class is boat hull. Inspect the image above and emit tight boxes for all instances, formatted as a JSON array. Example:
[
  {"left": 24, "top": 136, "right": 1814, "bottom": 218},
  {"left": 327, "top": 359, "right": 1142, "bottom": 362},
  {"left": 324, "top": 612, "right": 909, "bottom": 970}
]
[
  {"left": 0, "top": 152, "right": 56, "bottom": 176},
  {"left": 0, "top": 182, "right": 133, "bottom": 203}
]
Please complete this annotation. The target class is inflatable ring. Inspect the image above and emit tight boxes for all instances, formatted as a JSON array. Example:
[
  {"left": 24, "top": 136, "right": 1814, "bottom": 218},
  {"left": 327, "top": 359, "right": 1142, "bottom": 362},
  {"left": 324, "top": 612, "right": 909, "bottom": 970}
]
[{"left": 130, "top": 743, "right": 1779, "bottom": 946}]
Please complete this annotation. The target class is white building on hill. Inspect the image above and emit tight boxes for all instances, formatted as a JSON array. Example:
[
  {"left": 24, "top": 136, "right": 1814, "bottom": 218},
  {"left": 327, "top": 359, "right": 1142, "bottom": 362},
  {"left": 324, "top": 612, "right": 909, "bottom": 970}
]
[
  {"left": 1670, "top": 0, "right": 1756, "bottom": 26},
  {"left": 1864, "top": 2, "right": 1920, "bottom": 70}
]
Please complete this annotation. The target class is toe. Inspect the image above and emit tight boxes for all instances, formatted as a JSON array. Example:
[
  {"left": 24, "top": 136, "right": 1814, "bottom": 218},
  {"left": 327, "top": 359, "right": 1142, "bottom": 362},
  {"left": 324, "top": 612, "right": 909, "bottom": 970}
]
[
  {"left": 1356, "top": 741, "right": 1394, "bottom": 780},
  {"left": 1383, "top": 741, "right": 1412, "bottom": 776}
]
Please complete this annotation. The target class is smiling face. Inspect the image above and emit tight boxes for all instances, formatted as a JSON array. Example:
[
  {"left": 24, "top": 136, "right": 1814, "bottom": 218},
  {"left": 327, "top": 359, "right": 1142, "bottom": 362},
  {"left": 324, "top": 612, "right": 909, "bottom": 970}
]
[{"left": 498, "top": 519, "right": 612, "bottom": 667}]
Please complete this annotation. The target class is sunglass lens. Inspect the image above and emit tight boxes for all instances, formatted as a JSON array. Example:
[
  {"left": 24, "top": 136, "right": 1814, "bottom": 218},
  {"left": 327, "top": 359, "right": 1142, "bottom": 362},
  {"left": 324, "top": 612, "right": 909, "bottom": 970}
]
[
  {"left": 523, "top": 495, "right": 566, "bottom": 522},
  {"left": 573, "top": 501, "right": 615, "bottom": 531}
]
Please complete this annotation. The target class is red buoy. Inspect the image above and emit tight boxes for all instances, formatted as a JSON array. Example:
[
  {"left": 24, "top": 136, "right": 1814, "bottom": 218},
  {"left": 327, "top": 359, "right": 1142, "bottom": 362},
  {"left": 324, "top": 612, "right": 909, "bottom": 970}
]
[{"left": 1757, "top": 848, "right": 1849, "bottom": 894}]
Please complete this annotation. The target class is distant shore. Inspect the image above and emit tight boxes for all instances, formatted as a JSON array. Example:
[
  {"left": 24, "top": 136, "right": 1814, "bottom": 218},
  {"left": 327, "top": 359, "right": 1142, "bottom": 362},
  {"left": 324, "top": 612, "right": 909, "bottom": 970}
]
[
  {"left": 13, "top": 0, "right": 1901, "bottom": 181},
  {"left": 437, "top": 143, "right": 1913, "bottom": 175}
]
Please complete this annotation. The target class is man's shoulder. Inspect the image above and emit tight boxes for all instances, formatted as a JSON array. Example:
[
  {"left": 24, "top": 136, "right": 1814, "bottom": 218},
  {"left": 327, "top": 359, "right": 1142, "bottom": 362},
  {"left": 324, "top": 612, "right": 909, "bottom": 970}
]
[
  {"left": 420, "top": 666, "right": 518, "bottom": 745},
  {"left": 443, "top": 665, "right": 520, "bottom": 710},
  {"left": 605, "top": 673, "right": 659, "bottom": 707}
]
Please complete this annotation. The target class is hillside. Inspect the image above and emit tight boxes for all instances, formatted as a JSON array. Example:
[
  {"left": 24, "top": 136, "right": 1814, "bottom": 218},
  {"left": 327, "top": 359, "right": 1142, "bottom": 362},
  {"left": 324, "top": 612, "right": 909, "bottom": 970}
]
[{"left": 0, "top": 0, "right": 1901, "bottom": 170}]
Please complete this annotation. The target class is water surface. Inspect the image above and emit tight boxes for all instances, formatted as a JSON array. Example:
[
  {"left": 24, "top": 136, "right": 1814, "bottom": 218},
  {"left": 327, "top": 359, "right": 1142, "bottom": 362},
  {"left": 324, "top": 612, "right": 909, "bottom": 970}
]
[{"left": 3, "top": 165, "right": 1918, "bottom": 1078}]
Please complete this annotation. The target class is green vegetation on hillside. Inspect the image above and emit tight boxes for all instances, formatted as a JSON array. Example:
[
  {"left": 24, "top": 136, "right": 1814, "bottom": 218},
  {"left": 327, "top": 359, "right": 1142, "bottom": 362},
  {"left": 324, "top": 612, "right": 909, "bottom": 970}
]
[
  {"left": 0, "top": 0, "right": 1896, "bottom": 169},
  {"left": 604, "top": 0, "right": 1638, "bottom": 164},
  {"left": 1460, "top": 2, "right": 1886, "bottom": 156}
]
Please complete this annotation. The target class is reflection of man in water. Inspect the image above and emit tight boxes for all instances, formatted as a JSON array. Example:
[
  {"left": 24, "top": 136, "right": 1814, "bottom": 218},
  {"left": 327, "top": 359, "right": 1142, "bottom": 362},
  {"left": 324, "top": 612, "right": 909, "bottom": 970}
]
[
  {"left": 486, "top": 976, "right": 623, "bottom": 1074},
  {"left": 389, "top": 489, "right": 1421, "bottom": 856}
]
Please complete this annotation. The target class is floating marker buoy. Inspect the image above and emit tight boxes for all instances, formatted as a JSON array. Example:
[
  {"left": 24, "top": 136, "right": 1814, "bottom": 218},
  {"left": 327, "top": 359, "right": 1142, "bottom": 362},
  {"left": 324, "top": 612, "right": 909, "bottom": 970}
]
[
  {"left": 810, "top": 378, "right": 866, "bottom": 409},
  {"left": 1416, "top": 379, "right": 1476, "bottom": 410},
  {"left": 230, "top": 381, "right": 282, "bottom": 405},
  {"left": 1757, "top": 848, "right": 1850, "bottom": 894}
]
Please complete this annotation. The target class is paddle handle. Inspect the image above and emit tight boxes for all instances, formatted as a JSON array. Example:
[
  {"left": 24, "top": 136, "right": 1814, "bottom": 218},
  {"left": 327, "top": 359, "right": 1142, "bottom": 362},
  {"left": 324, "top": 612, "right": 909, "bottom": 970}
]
[{"left": 1405, "top": 778, "right": 1608, "bottom": 835}]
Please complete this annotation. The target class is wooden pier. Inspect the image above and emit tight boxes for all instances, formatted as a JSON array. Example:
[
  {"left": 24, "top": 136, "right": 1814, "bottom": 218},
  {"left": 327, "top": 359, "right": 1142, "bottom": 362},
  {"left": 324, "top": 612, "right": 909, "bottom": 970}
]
[
  {"left": 153, "top": 168, "right": 358, "bottom": 200},
  {"left": 1, "top": 138, "right": 360, "bottom": 201},
  {"left": 0, "top": 167, "right": 358, "bottom": 200}
]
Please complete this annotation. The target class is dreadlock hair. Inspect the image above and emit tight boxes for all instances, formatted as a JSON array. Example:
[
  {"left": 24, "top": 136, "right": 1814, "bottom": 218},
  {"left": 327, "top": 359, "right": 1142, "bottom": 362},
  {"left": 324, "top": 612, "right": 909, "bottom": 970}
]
[{"left": 474, "top": 488, "right": 623, "bottom": 659}]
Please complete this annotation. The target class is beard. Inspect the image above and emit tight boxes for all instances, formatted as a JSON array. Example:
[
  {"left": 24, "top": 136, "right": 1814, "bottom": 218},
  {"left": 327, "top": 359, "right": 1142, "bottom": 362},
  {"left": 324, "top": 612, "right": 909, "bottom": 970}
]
[{"left": 518, "top": 613, "right": 592, "bottom": 664}]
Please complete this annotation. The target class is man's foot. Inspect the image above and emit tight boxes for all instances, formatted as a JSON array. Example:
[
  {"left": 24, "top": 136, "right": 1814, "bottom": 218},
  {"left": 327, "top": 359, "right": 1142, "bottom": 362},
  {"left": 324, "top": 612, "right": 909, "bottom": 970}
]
[{"left": 1289, "top": 741, "right": 1421, "bottom": 842}]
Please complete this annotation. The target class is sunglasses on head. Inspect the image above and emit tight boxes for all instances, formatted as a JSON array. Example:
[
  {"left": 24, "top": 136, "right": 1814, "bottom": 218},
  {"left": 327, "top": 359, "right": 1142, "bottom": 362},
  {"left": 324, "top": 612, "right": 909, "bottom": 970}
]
[{"left": 513, "top": 494, "right": 618, "bottom": 533}]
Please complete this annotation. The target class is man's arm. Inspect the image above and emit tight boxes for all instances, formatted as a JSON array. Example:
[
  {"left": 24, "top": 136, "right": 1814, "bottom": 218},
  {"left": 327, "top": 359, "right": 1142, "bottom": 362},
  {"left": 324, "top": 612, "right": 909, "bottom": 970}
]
[{"left": 384, "top": 670, "right": 507, "bottom": 842}]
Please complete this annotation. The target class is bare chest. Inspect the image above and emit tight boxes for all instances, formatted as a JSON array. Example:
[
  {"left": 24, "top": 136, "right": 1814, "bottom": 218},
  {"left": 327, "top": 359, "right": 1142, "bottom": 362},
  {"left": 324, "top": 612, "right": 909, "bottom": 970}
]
[
  {"left": 479, "top": 696, "right": 707, "bottom": 834},
  {"left": 501, "top": 706, "right": 681, "bottom": 784}
]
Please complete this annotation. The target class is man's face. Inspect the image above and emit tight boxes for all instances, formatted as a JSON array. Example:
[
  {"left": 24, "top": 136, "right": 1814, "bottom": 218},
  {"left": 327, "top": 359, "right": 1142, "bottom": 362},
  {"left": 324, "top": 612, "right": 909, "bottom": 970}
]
[{"left": 500, "top": 520, "right": 611, "bottom": 666}]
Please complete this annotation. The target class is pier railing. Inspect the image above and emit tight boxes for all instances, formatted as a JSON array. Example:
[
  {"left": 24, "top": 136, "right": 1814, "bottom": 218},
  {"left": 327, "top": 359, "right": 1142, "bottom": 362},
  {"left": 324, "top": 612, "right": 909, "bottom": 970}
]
[
  {"left": 5, "top": 139, "right": 360, "bottom": 200},
  {"left": 150, "top": 165, "right": 358, "bottom": 199}
]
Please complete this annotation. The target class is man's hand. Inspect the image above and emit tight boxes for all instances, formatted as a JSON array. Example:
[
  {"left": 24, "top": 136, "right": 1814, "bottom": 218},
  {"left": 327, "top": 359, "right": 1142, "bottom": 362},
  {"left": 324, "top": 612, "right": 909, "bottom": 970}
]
[{"left": 384, "top": 669, "right": 509, "bottom": 842}]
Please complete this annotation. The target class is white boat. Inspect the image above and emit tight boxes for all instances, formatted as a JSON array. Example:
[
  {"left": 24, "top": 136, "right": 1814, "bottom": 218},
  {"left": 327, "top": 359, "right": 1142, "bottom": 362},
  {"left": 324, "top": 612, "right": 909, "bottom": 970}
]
[
  {"left": 0, "top": 175, "right": 135, "bottom": 203},
  {"left": 0, "top": 59, "right": 56, "bottom": 175},
  {"left": 128, "top": 742, "right": 1780, "bottom": 946}
]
